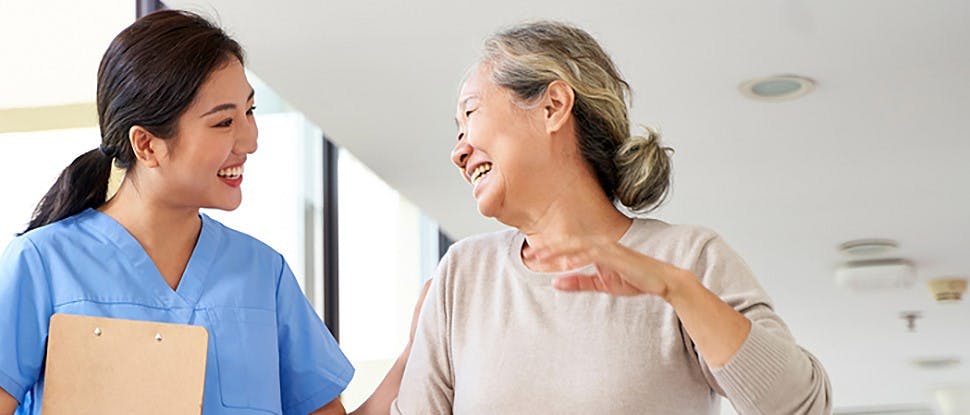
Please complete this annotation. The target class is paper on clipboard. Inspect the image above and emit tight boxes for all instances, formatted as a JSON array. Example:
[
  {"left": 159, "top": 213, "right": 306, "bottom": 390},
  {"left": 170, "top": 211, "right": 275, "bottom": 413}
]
[{"left": 42, "top": 313, "right": 209, "bottom": 415}]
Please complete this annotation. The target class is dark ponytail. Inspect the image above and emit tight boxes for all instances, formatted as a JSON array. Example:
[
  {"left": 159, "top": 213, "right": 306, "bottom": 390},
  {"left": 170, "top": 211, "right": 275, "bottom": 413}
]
[
  {"left": 22, "top": 10, "right": 243, "bottom": 233},
  {"left": 26, "top": 150, "right": 113, "bottom": 232}
]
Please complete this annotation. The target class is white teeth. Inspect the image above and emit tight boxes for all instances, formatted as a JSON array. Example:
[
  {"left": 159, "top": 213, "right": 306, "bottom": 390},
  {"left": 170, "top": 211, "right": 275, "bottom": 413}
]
[
  {"left": 217, "top": 165, "right": 244, "bottom": 178},
  {"left": 471, "top": 163, "right": 492, "bottom": 185}
]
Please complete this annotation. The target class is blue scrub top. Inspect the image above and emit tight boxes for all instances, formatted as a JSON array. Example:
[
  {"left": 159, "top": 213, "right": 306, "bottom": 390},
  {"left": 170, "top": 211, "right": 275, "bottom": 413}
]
[{"left": 0, "top": 209, "right": 354, "bottom": 415}]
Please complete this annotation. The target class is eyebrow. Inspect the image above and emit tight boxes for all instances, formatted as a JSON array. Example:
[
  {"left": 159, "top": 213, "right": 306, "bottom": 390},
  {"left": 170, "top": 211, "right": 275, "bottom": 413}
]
[
  {"left": 457, "top": 95, "right": 476, "bottom": 110},
  {"left": 200, "top": 88, "right": 256, "bottom": 118},
  {"left": 454, "top": 95, "right": 478, "bottom": 127}
]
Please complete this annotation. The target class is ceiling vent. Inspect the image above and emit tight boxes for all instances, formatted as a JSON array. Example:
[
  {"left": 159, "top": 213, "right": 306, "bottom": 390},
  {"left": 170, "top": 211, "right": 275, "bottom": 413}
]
[
  {"left": 839, "top": 239, "right": 899, "bottom": 257},
  {"left": 835, "top": 258, "right": 916, "bottom": 292}
]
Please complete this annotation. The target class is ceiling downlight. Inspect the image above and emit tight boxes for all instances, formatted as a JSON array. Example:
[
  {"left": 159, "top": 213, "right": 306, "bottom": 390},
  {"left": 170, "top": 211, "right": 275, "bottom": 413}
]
[{"left": 740, "top": 74, "right": 815, "bottom": 102}]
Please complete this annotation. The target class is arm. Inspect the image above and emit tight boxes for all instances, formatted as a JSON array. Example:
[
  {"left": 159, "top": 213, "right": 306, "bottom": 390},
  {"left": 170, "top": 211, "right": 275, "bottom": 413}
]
[
  {"left": 310, "top": 398, "right": 347, "bottom": 415},
  {"left": 681, "top": 236, "right": 832, "bottom": 414},
  {"left": 0, "top": 389, "right": 16, "bottom": 415},
  {"left": 534, "top": 233, "right": 831, "bottom": 414},
  {"left": 663, "top": 269, "right": 750, "bottom": 368},
  {"left": 350, "top": 280, "right": 432, "bottom": 415},
  {"left": 0, "top": 237, "right": 54, "bottom": 412},
  {"left": 533, "top": 235, "right": 749, "bottom": 365},
  {"left": 391, "top": 268, "right": 456, "bottom": 414},
  {"left": 275, "top": 258, "right": 355, "bottom": 415}
]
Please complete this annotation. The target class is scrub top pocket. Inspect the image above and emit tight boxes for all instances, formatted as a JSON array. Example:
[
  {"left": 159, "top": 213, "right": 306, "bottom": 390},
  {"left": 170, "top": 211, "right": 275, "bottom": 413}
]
[{"left": 207, "top": 308, "right": 282, "bottom": 414}]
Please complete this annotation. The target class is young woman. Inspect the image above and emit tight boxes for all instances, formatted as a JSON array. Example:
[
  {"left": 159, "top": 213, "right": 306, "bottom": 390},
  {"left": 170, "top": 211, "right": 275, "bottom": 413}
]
[
  {"left": 0, "top": 10, "right": 417, "bottom": 415},
  {"left": 393, "top": 21, "right": 832, "bottom": 414}
]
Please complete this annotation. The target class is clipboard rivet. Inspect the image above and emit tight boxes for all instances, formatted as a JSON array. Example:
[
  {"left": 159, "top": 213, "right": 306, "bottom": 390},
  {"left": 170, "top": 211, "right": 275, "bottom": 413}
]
[
  {"left": 93, "top": 327, "right": 102, "bottom": 336},
  {"left": 155, "top": 333, "right": 163, "bottom": 342}
]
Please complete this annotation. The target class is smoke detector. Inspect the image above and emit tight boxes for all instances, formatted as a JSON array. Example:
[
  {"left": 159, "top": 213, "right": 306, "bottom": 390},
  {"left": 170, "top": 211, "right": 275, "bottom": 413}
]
[
  {"left": 927, "top": 278, "right": 967, "bottom": 303},
  {"left": 835, "top": 259, "right": 916, "bottom": 292}
]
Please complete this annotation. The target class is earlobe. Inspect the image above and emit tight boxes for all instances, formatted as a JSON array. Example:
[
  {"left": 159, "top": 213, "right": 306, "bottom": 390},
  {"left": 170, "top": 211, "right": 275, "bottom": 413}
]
[
  {"left": 128, "top": 126, "right": 160, "bottom": 168},
  {"left": 545, "top": 80, "right": 575, "bottom": 134}
]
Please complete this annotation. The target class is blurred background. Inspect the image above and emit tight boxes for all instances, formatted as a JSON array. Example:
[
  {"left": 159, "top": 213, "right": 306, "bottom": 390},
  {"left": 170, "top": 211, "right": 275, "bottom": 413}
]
[{"left": 1, "top": 1, "right": 968, "bottom": 413}]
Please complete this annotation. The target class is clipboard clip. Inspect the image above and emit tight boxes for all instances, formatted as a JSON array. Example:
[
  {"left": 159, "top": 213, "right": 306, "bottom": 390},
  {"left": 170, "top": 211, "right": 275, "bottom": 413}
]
[{"left": 92, "top": 327, "right": 163, "bottom": 342}]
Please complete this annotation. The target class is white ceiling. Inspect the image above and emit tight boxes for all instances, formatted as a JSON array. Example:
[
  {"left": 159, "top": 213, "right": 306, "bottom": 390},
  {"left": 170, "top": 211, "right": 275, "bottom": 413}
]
[
  {"left": 0, "top": 0, "right": 133, "bottom": 109},
  {"left": 165, "top": 0, "right": 970, "bottom": 411},
  {"left": 22, "top": 0, "right": 970, "bottom": 411}
]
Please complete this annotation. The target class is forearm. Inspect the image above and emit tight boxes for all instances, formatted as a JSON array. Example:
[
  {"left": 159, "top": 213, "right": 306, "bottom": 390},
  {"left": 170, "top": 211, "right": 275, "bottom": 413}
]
[
  {"left": 664, "top": 269, "right": 831, "bottom": 413},
  {"left": 663, "top": 269, "right": 751, "bottom": 368},
  {"left": 350, "top": 348, "right": 410, "bottom": 415},
  {"left": 309, "top": 398, "right": 348, "bottom": 415},
  {"left": 0, "top": 388, "right": 17, "bottom": 415}
]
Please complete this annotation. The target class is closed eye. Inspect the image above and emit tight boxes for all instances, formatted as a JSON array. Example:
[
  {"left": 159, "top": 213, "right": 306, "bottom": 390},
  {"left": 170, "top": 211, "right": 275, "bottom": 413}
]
[
  {"left": 246, "top": 105, "right": 257, "bottom": 115},
  {"left": 215, "top": 118, "right": 233, "bottom": 128}
]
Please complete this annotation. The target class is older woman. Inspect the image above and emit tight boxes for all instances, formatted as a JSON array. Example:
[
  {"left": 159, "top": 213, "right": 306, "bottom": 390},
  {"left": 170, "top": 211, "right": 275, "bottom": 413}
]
[{"left": 392, "top": 21, "right": 831, "bottom": 414}]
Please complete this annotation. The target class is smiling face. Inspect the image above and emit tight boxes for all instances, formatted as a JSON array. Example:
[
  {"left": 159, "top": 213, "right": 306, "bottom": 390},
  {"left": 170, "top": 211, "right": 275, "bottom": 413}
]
[
  {"left": 149, "top": 58, "right": 258, "bottom": 211},
  {"left": 451, "top": 64, "right": 557, "bottom": 223}
]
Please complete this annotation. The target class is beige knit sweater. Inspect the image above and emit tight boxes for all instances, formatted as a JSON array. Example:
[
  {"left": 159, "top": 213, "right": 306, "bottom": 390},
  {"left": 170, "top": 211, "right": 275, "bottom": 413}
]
[{"left": 392, "top": 219, "right": 832, "bottom": 414}]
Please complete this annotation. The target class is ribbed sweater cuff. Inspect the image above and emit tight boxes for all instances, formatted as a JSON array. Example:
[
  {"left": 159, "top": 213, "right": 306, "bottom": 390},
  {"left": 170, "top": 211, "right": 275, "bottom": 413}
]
[{"left": 711, "top": 322, "right": 796, "bottom": 412}]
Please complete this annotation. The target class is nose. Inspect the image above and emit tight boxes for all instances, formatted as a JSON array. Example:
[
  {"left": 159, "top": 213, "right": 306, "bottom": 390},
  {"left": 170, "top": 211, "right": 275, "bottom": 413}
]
[
  {"left": 236, "top": 113, "right": 259, "bottom": 155},
  {"left": 451, "top": 132, "right": 471, "bottom": 171}
]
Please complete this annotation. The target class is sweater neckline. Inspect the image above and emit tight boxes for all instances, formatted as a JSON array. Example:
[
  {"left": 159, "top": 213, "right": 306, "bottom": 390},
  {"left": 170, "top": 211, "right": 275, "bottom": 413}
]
[{"left": 507, "top": 218, "right": 641, "bottom": 285}]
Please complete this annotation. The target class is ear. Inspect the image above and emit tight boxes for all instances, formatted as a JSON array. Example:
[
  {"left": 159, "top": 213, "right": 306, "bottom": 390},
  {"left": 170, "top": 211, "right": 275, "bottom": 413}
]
[
  {"left": 543, "top": 80, "right": 575, "bottom": 134},
  {"left": 128, "top": 126, "right": 161, "bottom": 168}
]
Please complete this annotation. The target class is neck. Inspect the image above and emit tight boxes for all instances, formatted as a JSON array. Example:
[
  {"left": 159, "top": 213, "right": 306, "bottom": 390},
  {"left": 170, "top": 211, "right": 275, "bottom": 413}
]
[
  {"left": 514, "top": 173, "right": 632, "bottom": 272},
  {"left": 100, "top": 178, "right": 202, "bottom": 240},
  {"left": 98, "top": 177, "right": 201, "bottom": 289}
]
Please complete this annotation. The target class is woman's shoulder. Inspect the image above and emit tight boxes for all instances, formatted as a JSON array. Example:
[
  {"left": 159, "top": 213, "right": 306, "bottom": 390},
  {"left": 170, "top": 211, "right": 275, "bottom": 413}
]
[
  {"left": 631, "top": 217, "right": 720, "bottom": 244},
  {"left": 626, "top": 218, "right": 731, "bottom": 265},
  {"left": 10, "top": 209, "right": 100, "bottom": 250},
  {"left": 444, "top": 227, "right": 519, "bottom": 257},
  {"left": 200, "top": 214, "right": 282, "bottom": 258}
]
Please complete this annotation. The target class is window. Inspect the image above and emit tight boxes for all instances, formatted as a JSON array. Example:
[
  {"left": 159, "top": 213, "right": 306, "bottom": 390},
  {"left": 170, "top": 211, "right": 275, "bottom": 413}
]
[
  {"left": 337, "top": 148, "right": 439, "bottom": 407},
  {"left": 0, "top": 0, "right": 134, "bottom": 246},
  {"left": 203, "top": 72, "right": 323, "bottom": 292},
  {"left": 0, "top": 128, "right": 104, "bottom": 248}
]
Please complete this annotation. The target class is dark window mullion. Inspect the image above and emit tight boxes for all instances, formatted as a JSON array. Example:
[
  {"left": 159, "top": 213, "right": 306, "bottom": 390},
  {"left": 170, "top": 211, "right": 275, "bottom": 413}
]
[
  {"left": 322, "top": 138, "right": 340, "bottom": 341},
  {"left": 136, "top": 0, "right": 164, "bottom": 18}
]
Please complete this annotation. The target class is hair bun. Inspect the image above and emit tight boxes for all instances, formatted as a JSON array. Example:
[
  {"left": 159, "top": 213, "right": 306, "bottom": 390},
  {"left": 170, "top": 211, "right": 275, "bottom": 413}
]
[{"left": 613, "top": 126, "right": 673, "bottom": 212}]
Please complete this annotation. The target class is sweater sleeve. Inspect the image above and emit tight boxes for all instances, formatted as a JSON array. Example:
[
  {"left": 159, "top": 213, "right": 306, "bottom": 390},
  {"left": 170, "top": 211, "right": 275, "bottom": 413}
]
[
  {"left": 688, "top": 234, "right": 832, "bottom": 415},
  {"left": 391, "top": 251, "right": 455, "bottom": 415}
]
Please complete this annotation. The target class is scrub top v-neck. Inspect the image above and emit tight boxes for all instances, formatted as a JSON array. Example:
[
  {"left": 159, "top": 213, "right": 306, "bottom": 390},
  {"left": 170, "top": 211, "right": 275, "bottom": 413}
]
[{"left": 0, "top": 209, "right": 353, "bottom": 415}]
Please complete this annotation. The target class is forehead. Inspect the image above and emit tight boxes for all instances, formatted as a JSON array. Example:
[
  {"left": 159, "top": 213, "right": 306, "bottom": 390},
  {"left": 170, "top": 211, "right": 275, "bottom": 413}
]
[
  {"left": 193, "top": 59, "right": 250, "bottom": 104},
  {"left": 457, "top": 64, "right": 493, "bottom": 105}
]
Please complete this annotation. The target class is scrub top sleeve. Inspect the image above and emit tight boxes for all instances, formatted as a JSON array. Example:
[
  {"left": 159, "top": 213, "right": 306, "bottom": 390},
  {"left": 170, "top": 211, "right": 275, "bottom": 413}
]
[
  {"left": 0, "top": 237, "right": 54, "bottom": 403},
  {"left": 275, "top": 255, "right": 354, "bottom": 415}
]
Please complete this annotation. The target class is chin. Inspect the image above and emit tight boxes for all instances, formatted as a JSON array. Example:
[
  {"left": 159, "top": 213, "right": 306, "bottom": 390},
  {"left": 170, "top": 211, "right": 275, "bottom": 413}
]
[
  {"left": 209, "top": 196, "right": 243, "bottom": 212},
  {"left": 474, "top": 194, "right": 504, "bottom": 220}
]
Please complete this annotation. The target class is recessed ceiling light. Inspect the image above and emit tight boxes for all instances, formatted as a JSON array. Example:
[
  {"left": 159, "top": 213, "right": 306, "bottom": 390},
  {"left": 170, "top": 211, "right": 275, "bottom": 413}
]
[{"left": 739, "top": 74, "right": 815, "bottom": 101}]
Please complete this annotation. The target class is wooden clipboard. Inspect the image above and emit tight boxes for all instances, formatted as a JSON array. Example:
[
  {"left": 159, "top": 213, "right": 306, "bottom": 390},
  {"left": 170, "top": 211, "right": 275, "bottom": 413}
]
[{"left": 42, "top": 313, "right": 209, "bottom": 415}]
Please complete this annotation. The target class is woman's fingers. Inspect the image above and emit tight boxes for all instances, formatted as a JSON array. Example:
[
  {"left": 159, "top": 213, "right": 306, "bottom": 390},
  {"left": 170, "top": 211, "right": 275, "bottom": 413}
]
[
  {"left": 552, "top": 271, "right": 644, "bottom": 296},
  {"left": 532, "top": 238, "right": 677, "bottom": 296},
  {"left": 552, "top": 274, "right": 605, "bottom": 292}
]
